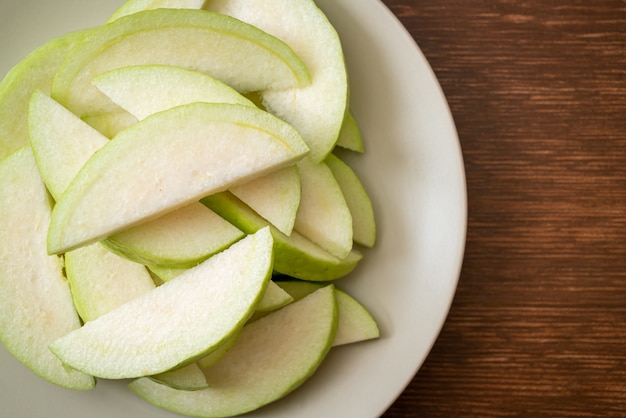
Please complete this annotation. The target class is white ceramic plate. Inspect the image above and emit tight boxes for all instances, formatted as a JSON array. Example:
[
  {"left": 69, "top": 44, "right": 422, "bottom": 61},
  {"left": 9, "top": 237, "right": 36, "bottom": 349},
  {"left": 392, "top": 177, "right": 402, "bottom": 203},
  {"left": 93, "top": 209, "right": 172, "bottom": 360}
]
[{"left": 0, "top": 1, "right": 466, "bottom": 417}]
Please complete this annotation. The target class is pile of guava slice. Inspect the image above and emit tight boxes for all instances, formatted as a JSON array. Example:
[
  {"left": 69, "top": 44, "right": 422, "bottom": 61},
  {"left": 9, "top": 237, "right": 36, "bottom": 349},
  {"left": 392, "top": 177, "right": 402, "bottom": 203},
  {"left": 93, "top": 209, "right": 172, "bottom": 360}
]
[{"left": 0, "top": 1, "right": 380, "bottom": 416}]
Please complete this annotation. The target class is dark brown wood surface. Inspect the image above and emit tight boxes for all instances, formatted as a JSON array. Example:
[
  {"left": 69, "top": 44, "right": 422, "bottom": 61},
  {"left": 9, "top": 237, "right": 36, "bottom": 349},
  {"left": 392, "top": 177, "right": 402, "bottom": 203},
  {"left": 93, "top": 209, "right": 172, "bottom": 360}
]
[{"left": 379, "top": 1, "right": 626, "bottom": 416}]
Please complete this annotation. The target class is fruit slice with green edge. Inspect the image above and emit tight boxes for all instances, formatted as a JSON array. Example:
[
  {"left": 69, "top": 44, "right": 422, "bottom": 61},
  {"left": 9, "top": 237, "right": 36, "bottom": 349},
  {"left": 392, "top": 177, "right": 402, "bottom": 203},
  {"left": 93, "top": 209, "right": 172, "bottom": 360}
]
[
  {"left": 151, "top": 363, "right": 208, "bottom": 391},
  {"left": 0, "top": 29, "right": 89, "bottom": 161},
  {"left": 335, "top": 110, "right": 364, "bottom": 153},
  {"left": 206, "top": 0, "right": 348, "bottom": 162},
  {"left": 93, "top": 64, "right": 302, "bottom": 235},
  {"left": 104, "top": 203, "right": 245, "bottom": 269},
  {"left": 128, "top": 285, "right": 337, "bottom": 418},
  {"left": 294, "top": 157, "right": 353, "bottom": 259},
  {"left": 49, "top": 228, "right": 273, "bottom": 379},
  {"left": 327, "top": 289, "right": 380, "bottom": 345},
  {"left": 201, "top": 191, "right": 362, "bottom": 281},
  {"left": 108, "top": 0, "right": 205, "bottom": 22},
  {"left": 325, "top": 153, "right": 377, "bottom": 248},
  {"left": 28, "top": 89, "right": 109, "bottom": 201},
  {"left": 230, "top": 164, "right": 301, "bottom": 236},
  {"left": 47, "top": 102, "right": 309, "bottom": 255},
  {"left": 92, "top": 65, "right": 255, "bottom": 119},
  {"left": 226, "top": 280, "right": 296, "bottom": 322},
  {"left": 51, "top": 8, "right": 311, "bottom": 118},
  {"left": 65, "top": 242, "right": 156, "bottom": 323},
  {"left": 254, "top": 281, "right": 294, "bottom": 312},
  {"left": 276, "top": 280, "right": 380, "bottom": 346},
  {"left": 0, "top": 147, "right": 95, "bottom": 390}
]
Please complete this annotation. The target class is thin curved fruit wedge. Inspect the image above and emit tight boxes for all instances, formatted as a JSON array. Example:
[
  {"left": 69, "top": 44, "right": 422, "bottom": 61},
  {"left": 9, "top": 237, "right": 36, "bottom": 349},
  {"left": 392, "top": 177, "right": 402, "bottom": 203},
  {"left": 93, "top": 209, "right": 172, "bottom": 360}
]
[
  {"left": 108, "top": 0, "right": 205, "bottom": 22},
  {"left": 49, "top": 228, "right": 273, "bottom": 379},
  {"left": 47, "top": 102, "right": 308, "bottom": 254},
  {"left": 65, "top": 242, "right": 156, "bottom": 323},
  {"left": 294, "top": 157, "right": 353, "bottom": 259},
  {"left": 229, "top": 164, "right": 301, "bottom": 236},
  {"left": 92, "top": 64, "right": 255, "bottom": 120},
  {"left": 332, "top": 289, "right": 379, "bottom": 345},
  {"left": 104, "top": 202, "right": 244, "bottom": 269},
  {"left": 28, "top": 89, "right": 108, "bottom": 200},
  {"left": 51, "top": 8, "right": 310, "bottom": 117},
  {"left": 253, "top": 280, "right": 294, "bottom": 312},
  {"left": 0, "top": 29, "right": 89, "bottom": 161},
  {"left": 128, "top": 285, "right": 337, "bottom": 417},
  {"left": 326, "top": 153, "right": 377, "bottom": 248},
  {"left": 276, "top": 280, "right": 380, "bottom": 346},
  {"left": 335, "top": 109, "right": 364, "bottom": 153},
  {"left": 151, "top": 363, "right": 209, "bottom": 391},
  {"left": 0, "top": 147, "right": 94, "bottom": 390}
]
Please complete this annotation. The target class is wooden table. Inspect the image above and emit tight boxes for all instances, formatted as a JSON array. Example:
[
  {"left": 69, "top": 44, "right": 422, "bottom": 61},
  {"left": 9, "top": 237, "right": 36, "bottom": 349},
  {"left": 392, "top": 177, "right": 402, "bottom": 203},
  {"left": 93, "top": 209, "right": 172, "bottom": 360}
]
[{"left": 380, "top": 1, "right": 626, "bottom": 416}]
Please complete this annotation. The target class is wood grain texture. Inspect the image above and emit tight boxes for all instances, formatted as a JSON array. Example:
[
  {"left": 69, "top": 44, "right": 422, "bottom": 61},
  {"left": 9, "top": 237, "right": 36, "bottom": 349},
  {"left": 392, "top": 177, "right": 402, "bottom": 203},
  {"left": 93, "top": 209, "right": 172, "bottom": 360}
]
[{"left": 380, "top": 1, "right": 626, "bottom": 416}]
